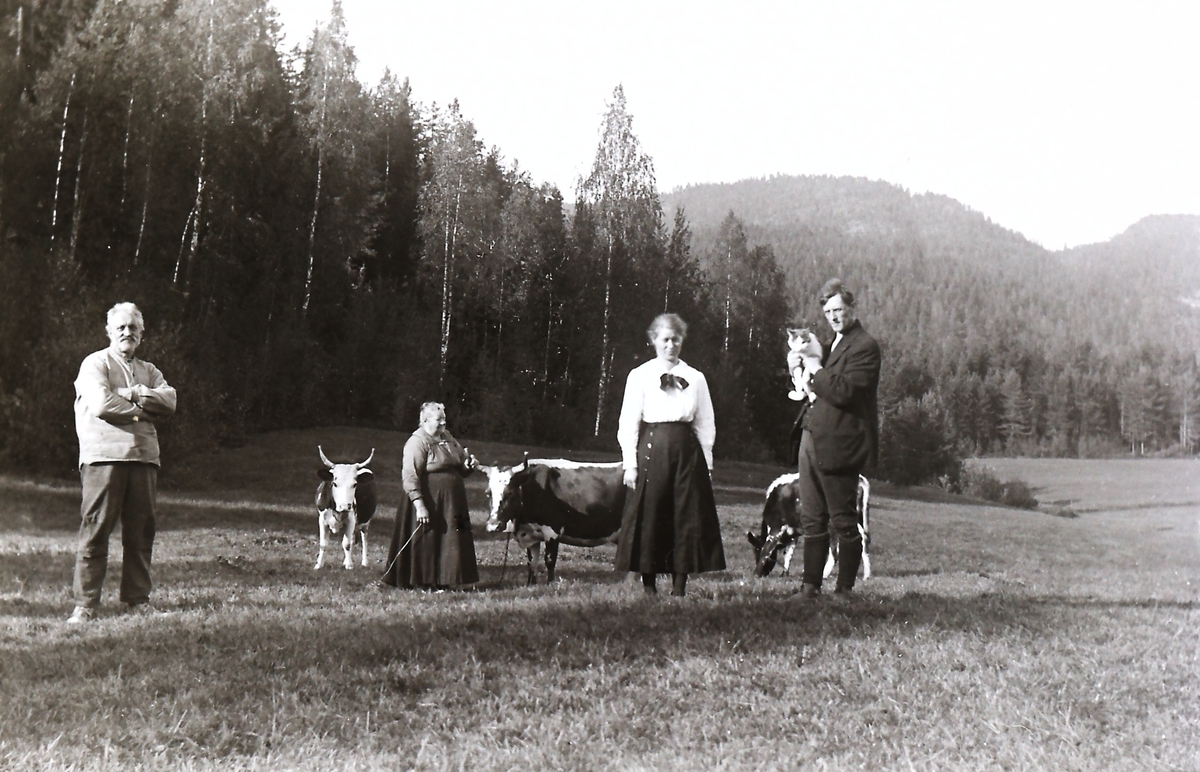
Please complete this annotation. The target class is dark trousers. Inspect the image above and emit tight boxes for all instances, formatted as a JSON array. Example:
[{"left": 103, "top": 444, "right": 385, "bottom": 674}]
[
  {"left": 796, "top": 430, "right": 862, "bottom": 588},
  {"left": 73, "top": 462, "right": 158, "bottom": 607}
]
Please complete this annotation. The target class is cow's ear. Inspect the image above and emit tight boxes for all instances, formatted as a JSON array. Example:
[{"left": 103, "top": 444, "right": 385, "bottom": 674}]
[
  {"left": 356, "top": 468, "right": 374, "bottom": 480},
  {"left": 317, "top": 467, "right": 333, "bottom": 481}
]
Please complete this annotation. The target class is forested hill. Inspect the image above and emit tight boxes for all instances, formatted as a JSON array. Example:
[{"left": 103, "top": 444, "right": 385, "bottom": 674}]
[
  {"left": 665, "top": 176, "right": 1200, "bottom": 459},
  {"left": 666, "top": 176, "right": 1200, "bottom": 360}
]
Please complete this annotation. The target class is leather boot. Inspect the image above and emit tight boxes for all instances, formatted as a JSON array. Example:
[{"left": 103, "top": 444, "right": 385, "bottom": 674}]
[
  {"left": 835, "top": 534, "right": 862, "bottom": 592},
  {"left": 671, "top": 573, "right": 687, "bottom": 597},
  {"left": 802, "top": 533, "right": 830, "bottom": 590},
  {"left": 642, "top": 573, "right": 658, "bottom": 595}
]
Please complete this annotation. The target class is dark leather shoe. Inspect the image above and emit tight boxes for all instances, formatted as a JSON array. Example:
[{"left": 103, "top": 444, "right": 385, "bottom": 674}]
[{"left": 798, "top": 582, "right": 821, "bottom": 599}]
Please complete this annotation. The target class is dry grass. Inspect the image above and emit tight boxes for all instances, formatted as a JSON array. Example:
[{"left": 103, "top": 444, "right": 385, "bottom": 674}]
[{"left": 1, "top": 429, "right": 1197, "bottom": 770}]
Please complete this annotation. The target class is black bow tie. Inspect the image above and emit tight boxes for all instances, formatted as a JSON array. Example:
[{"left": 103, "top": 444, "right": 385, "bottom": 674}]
[{"left": 660, "top": 373, "right": 689, "bottom": 391}]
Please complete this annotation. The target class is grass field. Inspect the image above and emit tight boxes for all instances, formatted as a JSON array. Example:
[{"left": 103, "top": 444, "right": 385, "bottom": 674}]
[
  {"left": 2, "top": 428, "right": 1197, "bottom": 770},
  {"left": 970, "top": 457, "right": 1200, "bottom": 512}
]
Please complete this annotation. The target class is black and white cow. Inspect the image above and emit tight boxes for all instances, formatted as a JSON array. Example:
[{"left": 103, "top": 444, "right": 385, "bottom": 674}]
[
  {"left": 746, "top": 472, "right": 871, "bottom": 580},
  {"left": 315, "top": 446, "right": 377, "bottom": 570},
  {"left": 480, "top": 459, "right": 625, "bottom": 584}
]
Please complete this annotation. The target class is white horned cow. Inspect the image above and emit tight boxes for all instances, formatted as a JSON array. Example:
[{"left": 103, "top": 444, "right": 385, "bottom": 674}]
[
  {"left": 480, "top": 458, "right": 626, "bottom": 584},
  {"left": 314, "top": 446, "right": 378, "bottom": 570},
  {"left": 746, "top": 472, "right": 871, "bottom": 580}
]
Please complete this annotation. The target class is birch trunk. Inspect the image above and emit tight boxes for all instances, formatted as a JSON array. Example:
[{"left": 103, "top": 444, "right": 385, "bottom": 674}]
[
  {"left": 495, "top": 246, "right": 505, "bottom": 370},
  {"left": 49, "top": 72, "right": 75, "bottom": 252},
  {"left": 174, "top": 4, "right": 213, "bottom": 291},
  {"left": 175, "top": 201, "right": 197, "bottom": 281},
  {"left": 120, "top": 92, "right": 134, "bottom": 210},
  {"left": 133, "top": 127, "right": 155, "bottom": 266},
  {"left": 67, "top": 114, "right": 89, "bottom": 263},
  {"left": 302, "top": 141, "right": 323, "bottom": 314},
  {"left": 593, "top": 233, "right": 614, "bottom": 437},
  {"left": 302, "top": 72, "right": 328, "bottom": 315},
  {"left": 723, "top": 244, "right": 732, "bottom": 353},
  {"left": 438, "top": 181, "right": 462, "bottom": 384},
  {"left": 542, "top": 287, "right": 555, "bottom": 403}
]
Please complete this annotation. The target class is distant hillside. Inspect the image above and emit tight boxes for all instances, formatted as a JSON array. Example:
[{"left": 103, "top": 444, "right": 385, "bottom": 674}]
[
  {"left": 664, "top": 175, "right": 1200, "bottom": 457},
  {"left": 664, "top": 176, "right": 1200, "bottom": 363},
  {"left": 1058, "top": 214, "right": 1200, "bottom": 345}
]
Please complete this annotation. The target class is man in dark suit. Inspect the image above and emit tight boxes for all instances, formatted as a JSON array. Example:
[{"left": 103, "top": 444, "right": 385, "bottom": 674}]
[{"left": 787, "top": 278, "right": 880, "bottom": 598}]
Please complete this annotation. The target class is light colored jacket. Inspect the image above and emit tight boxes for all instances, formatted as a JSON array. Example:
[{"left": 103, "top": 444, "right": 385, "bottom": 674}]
[{"left": 74, "top": 349, "right": 177, "bottom": 467}]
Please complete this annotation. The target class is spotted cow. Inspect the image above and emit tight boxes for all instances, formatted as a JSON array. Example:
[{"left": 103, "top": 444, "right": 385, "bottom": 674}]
[
  {"left": 315, "top": 446, "right": 377, "bottom": 570},
  {"left": 480, "top": 459, "right": 625, "bottom": 583},
  {"left": 746, "top": 472, "right": 871, "bottom": 580}
]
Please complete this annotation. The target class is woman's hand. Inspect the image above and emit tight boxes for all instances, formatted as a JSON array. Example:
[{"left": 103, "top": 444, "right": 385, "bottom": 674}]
[
  {"left": 414, "top": 499, "right": 430, "bottom": 525},
  {"left": 623, "top": 468, "right": 637, "bottom": 489}
]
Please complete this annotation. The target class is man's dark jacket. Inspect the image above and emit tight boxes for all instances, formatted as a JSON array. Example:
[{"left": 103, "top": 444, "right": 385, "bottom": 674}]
[{"left": 788, "top": 319, "right": 881, "bottom": 475}]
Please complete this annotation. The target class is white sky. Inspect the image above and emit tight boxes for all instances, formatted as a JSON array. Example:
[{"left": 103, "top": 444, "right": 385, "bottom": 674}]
[{"left": 271, "top": 0, "right": 1200, "bottom": 250}]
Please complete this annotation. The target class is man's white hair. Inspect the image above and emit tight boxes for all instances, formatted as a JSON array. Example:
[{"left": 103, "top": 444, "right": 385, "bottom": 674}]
[{"left": 106, "top": 302, "right": 144, "bottom": 330}]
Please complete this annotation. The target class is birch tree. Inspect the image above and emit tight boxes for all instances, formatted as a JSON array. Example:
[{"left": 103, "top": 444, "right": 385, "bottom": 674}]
[
  {"left": 711, "top": 211, "right": 749, "bottom": 354},
  {"left": 576, "top": 85, "right": 664, "bottom": 436},
  {"left": 297, "top": 0, "right": 375, "bottom": 316},
  {"left": 417, "top": 101, "right": 489, "bottom": 385}
]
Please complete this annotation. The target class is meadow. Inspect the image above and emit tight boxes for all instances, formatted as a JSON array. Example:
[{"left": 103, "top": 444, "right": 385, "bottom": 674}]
[{"left": 1, "top": 428, "right": 1197, "bottom": 771}]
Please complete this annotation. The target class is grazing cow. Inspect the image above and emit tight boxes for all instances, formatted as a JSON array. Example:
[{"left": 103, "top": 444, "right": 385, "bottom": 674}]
[
  {"left": 315, "top": 446, "right": 378, "bottom": 570},
  {"left": 746, "top": 473, "right": 871, "bottom": 580},
  {"left": 480, "top": 459, "right": 625, "bottom": 584}
]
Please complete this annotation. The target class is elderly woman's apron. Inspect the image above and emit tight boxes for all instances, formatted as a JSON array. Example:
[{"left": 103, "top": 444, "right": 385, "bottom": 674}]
[{"left": 382, "top": 470, "right": 478, "bottom": 588}]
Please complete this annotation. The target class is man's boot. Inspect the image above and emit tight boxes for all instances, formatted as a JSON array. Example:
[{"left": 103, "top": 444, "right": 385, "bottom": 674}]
[
  {"left": 800, "top": 534, "right": 830, "bottom": 598},
  {"left": 835, "top": 534, "right": 863, "bottom": 593}
]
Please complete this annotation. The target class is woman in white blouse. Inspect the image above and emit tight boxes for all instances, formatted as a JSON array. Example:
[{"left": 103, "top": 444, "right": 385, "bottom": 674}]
[{"left": 614, "top": 314, "right": 726, "bottom": 596}]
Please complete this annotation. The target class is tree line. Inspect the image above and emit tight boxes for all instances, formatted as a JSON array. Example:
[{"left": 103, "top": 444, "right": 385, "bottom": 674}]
[
  {"left": 0, "top": 0, "right": 797, "bottom": 477},
  {"left": 3, "top": 1, "right": 1195, "bottom": 488}
]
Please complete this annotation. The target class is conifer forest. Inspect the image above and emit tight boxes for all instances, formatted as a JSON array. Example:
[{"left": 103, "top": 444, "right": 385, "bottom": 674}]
[{"left": 2, "top": 0, "right": 1198, "bottom": 484}]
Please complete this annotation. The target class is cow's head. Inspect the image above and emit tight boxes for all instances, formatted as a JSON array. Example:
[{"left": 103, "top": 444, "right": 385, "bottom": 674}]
[
  {"left": 747, "top": 525, "right": 797, "bottom": 577},
  {"left": 317, "top": 446, "right": 375, "bottom": 514},
  {"left": 480, "top": 458, "right": 541, "bottom": 533}
]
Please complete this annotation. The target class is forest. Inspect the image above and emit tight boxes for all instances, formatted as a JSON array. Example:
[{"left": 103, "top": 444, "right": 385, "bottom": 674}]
[{"left": 1, "top": 0, "right": 1197, "bottom": 486}]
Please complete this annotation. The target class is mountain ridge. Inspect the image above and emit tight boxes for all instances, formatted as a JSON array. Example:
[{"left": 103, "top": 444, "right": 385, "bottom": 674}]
[{"left": 663, "top": 174, "right": 1200, "bottom": 362}]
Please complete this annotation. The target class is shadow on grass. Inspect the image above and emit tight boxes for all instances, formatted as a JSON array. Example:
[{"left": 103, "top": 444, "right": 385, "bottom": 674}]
[{"left": 9, "top": 583, "right": 1194, "bottom": 677}]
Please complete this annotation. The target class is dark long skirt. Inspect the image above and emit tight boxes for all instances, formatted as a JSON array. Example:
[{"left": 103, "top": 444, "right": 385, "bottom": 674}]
[
  {"left": 381, "top": 470, "right": 479, "bottom": 589},
  {"left": 614, "top": 422, "right": 726, "bottom": 575}
]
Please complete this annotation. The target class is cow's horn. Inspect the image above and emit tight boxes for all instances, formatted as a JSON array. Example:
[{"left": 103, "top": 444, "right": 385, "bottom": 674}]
[
  {"left": 318, "top": 445, "right": 335, "bottom": 468},
  {"left": 358, "top": 448, "right": 375, "bottom": 468}
]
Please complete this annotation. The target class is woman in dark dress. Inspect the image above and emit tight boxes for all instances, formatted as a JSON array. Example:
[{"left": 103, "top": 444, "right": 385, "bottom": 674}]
[
  {"left": 614, "top": 314, "right": 725, "bottom": 597},
  {"left": 381, "top": 402, "right": 479, "bottom": 590}
]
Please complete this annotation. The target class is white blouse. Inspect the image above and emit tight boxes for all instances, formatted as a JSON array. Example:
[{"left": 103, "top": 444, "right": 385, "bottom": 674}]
[{"left": 617, "top": 358, "right": 716, "bottom": 472}]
